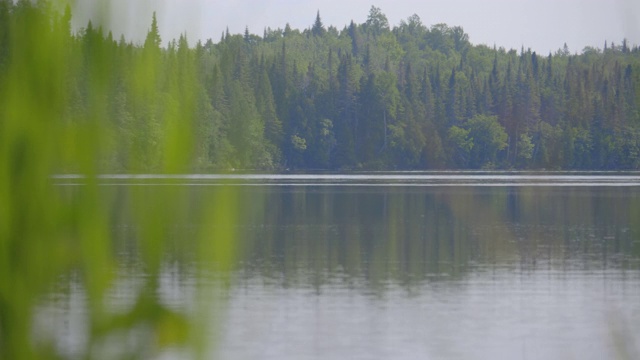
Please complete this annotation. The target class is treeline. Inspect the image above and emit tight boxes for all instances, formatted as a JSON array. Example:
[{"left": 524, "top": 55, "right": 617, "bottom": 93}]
[{"left": 2, "top": 2, "right": 640, "bottom": 171}]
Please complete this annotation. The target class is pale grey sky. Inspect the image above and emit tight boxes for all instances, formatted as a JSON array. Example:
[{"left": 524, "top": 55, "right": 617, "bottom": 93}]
[{"left": 72, "top": 0, "right": 640, "bottom": 54}]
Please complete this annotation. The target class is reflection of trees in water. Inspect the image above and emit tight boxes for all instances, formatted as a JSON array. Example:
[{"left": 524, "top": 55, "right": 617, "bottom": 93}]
[
  {"left": 101, "top": 185, "right": 640, "bottom": 291},
  {"left": 38, "top": 184, "right": 240, "bottom": 359},
  {"left": 42, "top": 184, "right": 639, "bottom": 356},
  {"left": 232, "top": 186, "right": 640, "bottom": 290}
]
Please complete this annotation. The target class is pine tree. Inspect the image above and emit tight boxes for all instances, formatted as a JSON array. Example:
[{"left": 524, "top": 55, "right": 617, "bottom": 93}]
[
  {"left": 144, "top": 12, "right": 162, "bottom": 50},
  {"left": 311, "top": 10, "right": 325, "bottom": 37}
]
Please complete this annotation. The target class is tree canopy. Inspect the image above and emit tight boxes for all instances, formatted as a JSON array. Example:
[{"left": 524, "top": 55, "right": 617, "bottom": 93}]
[{"left": 2, "top": 2, "right": 640, "bottom": 171}]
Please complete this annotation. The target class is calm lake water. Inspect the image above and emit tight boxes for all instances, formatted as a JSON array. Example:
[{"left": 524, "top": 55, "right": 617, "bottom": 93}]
[{"left": 46, "top": 173, "right": 640, "bottom": 359}]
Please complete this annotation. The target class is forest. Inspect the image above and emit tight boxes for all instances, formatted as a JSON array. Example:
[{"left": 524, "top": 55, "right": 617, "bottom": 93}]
[{"left": 2, "top": 2, "right": 640, "bottom": 171}]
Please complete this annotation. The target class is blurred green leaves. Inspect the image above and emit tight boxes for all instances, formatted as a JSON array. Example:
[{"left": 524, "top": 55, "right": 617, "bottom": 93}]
[{"left": 0, "top": 1, "right": 237, "bottom": 359}]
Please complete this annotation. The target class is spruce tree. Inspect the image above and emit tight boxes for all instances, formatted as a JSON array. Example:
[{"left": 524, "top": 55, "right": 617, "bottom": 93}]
[{"left": 311, "top": 10, "right": 325, "bottom": 37}]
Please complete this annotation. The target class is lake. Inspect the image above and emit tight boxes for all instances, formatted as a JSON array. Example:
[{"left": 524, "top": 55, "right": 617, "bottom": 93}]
[{"left": 45, "top": 172, "right": 640, "bottom": 359}]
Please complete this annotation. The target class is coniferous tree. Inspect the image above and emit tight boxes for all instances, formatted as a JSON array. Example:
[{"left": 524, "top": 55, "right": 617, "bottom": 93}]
[
  {"left": 311, "top": 11, "right": 325, "bottom": 37},
  {"left": 1, "top": 2, "right": 638, "bottom": 171}
]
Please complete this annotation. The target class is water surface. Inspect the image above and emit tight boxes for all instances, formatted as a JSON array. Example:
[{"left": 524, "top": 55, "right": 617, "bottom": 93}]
[{"left": 46, "top": 173, "right": 640, "bottom": 359}]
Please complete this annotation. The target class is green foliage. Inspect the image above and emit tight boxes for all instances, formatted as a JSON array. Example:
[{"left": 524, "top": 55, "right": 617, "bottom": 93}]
[
  {"left": 1, "top": 2, "right": 640, "bottom": 357},
  {"left": 447, "top": 126, "right": 473, "bottom": 167},
  {"left": 312, "top": 11, "right": 326, "bottom": 37},
  {"left": 0, "top": 0, "right": 639, "bottom": 174},
  {"left": 465, "top": 114, "right": 508, "bottom": 168},
  {"left": 0, "top": 2, "right": 636, "bottom": 178},
  {"left": 517, "top": 133, "right": 535, "bottom": 165},
  {"left": 365, "top": 6, "right": 390, "bottom": 36},
  {"left": 101, "top": 6, "right": 640, "bottom": 171},
  {"left": 0, "top": 2, "right": 239, "bottom": 359},
  {"left": 291, "top": 134, "right": 307, "bottom": 151}
]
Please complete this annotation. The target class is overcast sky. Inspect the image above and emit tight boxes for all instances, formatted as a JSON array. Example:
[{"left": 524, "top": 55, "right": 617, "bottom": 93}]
[{"left": 72, "top": 0, "right": 640, "bottom": 54}]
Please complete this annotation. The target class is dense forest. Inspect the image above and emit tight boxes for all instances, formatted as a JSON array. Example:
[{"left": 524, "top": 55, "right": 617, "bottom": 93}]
[{"left": 2, "top": 2, "right": 640, "bottom": 171}]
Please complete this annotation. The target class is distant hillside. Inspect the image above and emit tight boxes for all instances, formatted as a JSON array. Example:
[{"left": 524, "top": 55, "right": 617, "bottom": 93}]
[{"left": 2, "top": 3, "right": 639, "bottom": 170}]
